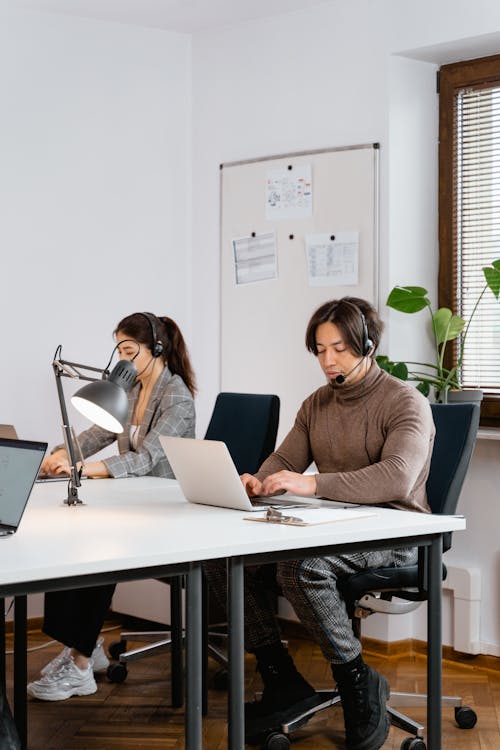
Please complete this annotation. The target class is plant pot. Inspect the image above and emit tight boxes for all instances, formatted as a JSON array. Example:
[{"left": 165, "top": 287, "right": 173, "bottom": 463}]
[{"left": 447, "top": 388, "right": 484, "bottom": 404}]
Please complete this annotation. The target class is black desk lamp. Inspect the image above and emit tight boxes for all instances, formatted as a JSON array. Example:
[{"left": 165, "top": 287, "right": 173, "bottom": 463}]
[{"left": 52, "top": 343, "right": 138, "bottom": 506}]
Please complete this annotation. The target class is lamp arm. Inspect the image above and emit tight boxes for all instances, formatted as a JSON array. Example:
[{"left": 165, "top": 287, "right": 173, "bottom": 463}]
[
  {"left": 53, "top": 357, "right": 108, "bottom": 381},
  {"left": 52, "top": 361, "right": 84, "bottom": 506}
]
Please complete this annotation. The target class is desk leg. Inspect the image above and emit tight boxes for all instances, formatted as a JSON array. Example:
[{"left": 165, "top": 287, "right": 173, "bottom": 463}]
[
  {"left": 186, "top": 563, "right": 202, "bottom": 750},
  {"left": 228, "top": 556, "right": 244, "bottom": 750},
  {"left": 201, "top": 575, "right": 208, "bottom": 717},
  {"left": 0, "top": 598, "right": 5, "bottom": 695},
  {"left": 171, "top": 576, "right": 184, "bottom": 708},
  {"left": 14, "top": 595, "right": 27, "bottom": 750},
  {"left": 427, "top": 537, "right": 442, "bottom": 750}
]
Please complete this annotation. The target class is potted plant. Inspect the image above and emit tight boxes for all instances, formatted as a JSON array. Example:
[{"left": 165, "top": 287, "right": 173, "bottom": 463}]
[{"left": 377, "top": 259, "right": 500, "bottom": 403}]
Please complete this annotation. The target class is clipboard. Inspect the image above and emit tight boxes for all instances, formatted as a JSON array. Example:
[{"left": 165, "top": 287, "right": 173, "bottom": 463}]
[{"left": 244, "top": 507, "right": 377, "bottom": 526}]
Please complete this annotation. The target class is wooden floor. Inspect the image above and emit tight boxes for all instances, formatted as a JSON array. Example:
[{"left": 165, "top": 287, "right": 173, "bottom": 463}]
[{"left": 6, "top": 623, "right": 500, "bottom": 749}]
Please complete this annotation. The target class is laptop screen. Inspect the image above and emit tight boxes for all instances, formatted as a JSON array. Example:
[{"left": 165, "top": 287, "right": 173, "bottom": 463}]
[{"left": 0, "top": 438, "right": 47, "bottom": 530}]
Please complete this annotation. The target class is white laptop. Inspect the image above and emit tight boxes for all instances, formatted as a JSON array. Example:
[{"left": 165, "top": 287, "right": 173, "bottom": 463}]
[
  {"left": 0, "top": 438, "right": 47, "bottom": 537},
  {"left": 160, "top": 435, "right": 313, "bottom": 512}
]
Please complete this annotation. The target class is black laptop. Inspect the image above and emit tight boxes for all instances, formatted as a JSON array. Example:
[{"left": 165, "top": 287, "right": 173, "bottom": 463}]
[{"left": 0, "top": 438, "right": 47, "bottom": 537}]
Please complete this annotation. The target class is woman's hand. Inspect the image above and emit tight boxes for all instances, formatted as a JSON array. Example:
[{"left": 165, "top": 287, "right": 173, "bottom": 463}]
[
  {"left": 260, "top": 471, "right": 317, "bottom": 497},
  {"left": 240, "top": 473, "right": 264, "bottom": 497},
  {"left": 40, "top": 449, "right": 69, "bottom": 476},
  {"left": 40, "top": 451, "right": 110, "bottom": 479}
]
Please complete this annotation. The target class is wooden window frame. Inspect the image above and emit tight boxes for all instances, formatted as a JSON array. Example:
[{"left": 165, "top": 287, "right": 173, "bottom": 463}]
[{"left": 439, "top": 54, "right": 500, "bottom": 426}]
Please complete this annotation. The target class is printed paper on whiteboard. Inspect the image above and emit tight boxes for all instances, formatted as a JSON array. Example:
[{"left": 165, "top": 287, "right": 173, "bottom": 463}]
[
  {"left": 266, "top": 165, "right": 312, "bottom": 219},
  {"left": 232, "top": 232, "right": 278, "bottom": 285},
  {"left": 305, "top": 232, "right": 359, "bottom": 286}
]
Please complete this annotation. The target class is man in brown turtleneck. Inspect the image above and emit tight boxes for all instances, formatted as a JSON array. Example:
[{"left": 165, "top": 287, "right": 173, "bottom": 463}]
[{"left": 205, "top": 297, "right": 435, "bottom": 750}]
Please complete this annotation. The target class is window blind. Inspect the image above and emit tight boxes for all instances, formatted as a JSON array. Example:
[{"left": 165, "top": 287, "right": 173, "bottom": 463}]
[{"left": 453, "top": 84, "right": 500, "bottom": 393}]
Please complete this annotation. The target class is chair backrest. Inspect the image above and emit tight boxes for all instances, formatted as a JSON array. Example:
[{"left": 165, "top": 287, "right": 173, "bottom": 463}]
[
  {"left": 338, "top": 402, "right": 480, "bottom": 609},
  {"left": 426, "top": 403, "right": 480, "bottom": 516},
  {"left": 204, "top": 392, "right": 280, "bottom": 475}
]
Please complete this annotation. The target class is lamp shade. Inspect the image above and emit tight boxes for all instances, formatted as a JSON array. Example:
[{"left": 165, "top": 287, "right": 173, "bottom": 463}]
[
  {"left": 71, "top": 359, "right": 137, "bottom": 433},
  {"left": 72, "top": 381, "right": 129, "bottom": 433}
]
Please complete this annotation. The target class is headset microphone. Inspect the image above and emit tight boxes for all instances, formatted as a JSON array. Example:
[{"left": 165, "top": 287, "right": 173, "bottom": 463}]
[{"left": 335, "top": 358, "right": 365, "bottom": 385}]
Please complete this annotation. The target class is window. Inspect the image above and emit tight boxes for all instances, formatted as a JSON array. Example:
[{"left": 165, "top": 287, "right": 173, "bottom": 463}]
[{"left": 439, "top": 55, "right": 500, "bottom": 425}]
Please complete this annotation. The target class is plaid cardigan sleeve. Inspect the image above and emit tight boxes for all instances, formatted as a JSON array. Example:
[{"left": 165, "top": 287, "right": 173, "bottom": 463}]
[
  {"left": 103, "top": 372, "right": 195, "bottom": 479},
  {"left": 52, "top": 424, "right": 116, "bottom": 458}
]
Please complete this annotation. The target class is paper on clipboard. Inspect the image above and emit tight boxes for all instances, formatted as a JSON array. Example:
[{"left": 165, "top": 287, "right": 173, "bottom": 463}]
[{"left": 244, "top": 507, "right": 377, "bottom": 526}]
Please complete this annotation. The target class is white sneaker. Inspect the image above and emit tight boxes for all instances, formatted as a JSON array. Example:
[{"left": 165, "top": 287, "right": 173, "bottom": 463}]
[
  {"left": 41, "top": 637, "right": 109, "bottom": 676},
  {"left": 27, "top": 658, "right": 97, "bottom": 701},
  {"left": 90, "top": 637, "right": 110, "bottom": 673},
  {"left": 40, "top": 646, "right": 71, "bottom": 676}
]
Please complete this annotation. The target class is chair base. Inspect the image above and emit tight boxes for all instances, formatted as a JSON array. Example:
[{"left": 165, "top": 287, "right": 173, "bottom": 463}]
[
  {"left": 115, "top": 631, "right": 174, "bottom": 663},
  {"left": 264, "top": 687, "right": 475, "bottom": 740},
  {"left": 281, "top": 690, "right": 339, "bottom": 733},
  {"left": 113, "top": 629, "right": 231, "bottom": 668},
  {"left": 206, "top": 630, "right": 288, "bottom": 670}
]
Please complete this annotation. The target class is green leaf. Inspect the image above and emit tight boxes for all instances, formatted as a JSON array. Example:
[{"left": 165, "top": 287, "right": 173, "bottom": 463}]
[
  {"left": 416, "top": 381, "right": 430, "bottom": 397},
  {"left": 483, "top": 262, "right": 500, "bottom": 300},
  {"left": 386, "top": 286, "right": 430, "bottom": 313},
  {"left": 391, "top": 362, "right": 409, "bottom": 380},
  {"left": 433, "top": 307, "right": 465, "bottom": 344}
]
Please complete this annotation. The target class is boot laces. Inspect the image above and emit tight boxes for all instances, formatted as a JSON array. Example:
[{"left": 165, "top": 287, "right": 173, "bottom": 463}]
[{"left": 340, "top": 668, "right": 370, "bottom": 721}]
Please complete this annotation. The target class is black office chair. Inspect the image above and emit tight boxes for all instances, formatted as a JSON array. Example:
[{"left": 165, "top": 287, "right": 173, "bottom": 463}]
[
  {"left": 107, "top": 392, "right": 280, "bottom": 697},
  {"left": 257, "top": 402, "right": 480, "bottom": 750}
]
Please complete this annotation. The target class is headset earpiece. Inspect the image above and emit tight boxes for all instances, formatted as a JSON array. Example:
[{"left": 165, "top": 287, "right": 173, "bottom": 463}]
[
  {"left": 152, "top": 340, "right": 164, "bottom": 358},
  {"left": 140, "top": 312, "right": 164, "bottom": 358},
  {"left": 359, "top": 312, "right": 373, "bottom": 356}
]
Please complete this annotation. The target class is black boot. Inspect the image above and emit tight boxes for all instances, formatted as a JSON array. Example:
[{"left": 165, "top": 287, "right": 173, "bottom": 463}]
[
  {"left": 245, "top": 643, "right": 321, "bottom": 742},
  {"left": 332, "top": 658, "right": 390, "bottom": 750}
]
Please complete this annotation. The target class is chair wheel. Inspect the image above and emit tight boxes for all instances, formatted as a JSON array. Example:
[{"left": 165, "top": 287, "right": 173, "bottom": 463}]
[
  {"left": 455, "top": 705, "right": 477, "bottom": 729},
  {"left": 213, "top": 668, "right": 228, "bottom": 690},
  {"left": 400, "top": 738, "right": 426, "bottom": 750},
  {"left": 263, "top": 732, "right": 291, "bottom": 750},
  {"left": 108, "top": 640, "right": 127, "bottom": 660},
  {"left": 107, "top": 662, "right": 128, "bottom": 683}
]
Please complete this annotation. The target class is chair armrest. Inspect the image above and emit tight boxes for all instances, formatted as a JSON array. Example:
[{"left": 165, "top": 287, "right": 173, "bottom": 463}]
[{"left": 355, "top": 593, "right": 422, "bottom": 617}]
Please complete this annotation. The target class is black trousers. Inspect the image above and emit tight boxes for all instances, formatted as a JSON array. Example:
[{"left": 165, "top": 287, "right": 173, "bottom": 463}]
[{"left": 43, "top": 584, "right": 116, "bottom": 657}]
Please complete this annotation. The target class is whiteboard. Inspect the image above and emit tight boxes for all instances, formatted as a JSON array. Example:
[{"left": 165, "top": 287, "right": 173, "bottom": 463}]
[{"left": 220, "top": 144, "right": 379, "bottom": 443}]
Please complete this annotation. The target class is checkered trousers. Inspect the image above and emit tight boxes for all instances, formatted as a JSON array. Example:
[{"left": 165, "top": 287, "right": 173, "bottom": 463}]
[{"left": 204, "top": 546, "right": 417, "bottom": 665}]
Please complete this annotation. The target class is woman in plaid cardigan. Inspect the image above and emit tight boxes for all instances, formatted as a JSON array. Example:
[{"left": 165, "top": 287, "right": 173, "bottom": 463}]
[{"left": 29, "top": 312, "right": 196, "bottom": 702}]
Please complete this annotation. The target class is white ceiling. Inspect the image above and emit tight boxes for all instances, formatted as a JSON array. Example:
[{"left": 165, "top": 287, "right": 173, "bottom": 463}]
[{"left": 7, "top": 0, "right": 331, "bottom": 33}]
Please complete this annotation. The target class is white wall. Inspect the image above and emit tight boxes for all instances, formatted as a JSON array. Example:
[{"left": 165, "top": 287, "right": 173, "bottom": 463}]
[
  {"left": 0, "top": 4, "right": 192, "bottom": 620},
  {"left": 190, "top": 0, "right": 500, "bottom": 654},
  {"left": 0, "top": 5, "right": 192, "bottom": 448}
]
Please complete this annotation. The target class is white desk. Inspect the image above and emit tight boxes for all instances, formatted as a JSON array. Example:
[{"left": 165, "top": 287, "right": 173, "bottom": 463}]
[
  {"left": 213, "top": 502, "right": 465, "bottom": 750},
  {"left": 0, "top": 477, "right": 204, "bottom": 750},
  {"left": 0, "top": 477, "right": 466, "bottom": 750}
]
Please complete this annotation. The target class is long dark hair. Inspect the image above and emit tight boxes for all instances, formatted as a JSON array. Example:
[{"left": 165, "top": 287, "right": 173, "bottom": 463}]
[
  {"left": 115, "top": 313, "right": 197, "bottom": 396},
  {"left": 305, "top": 297, "right": 384, "bottom": 357}
]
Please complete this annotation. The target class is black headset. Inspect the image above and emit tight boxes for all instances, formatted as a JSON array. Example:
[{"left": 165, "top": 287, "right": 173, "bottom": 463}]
[
  {"left": 139, "top": 312, "right": 164, "bottom": 358},
  {"left": 359, "top": 311, "right": 373, "bottom": 357}
]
